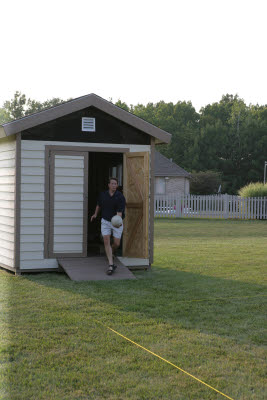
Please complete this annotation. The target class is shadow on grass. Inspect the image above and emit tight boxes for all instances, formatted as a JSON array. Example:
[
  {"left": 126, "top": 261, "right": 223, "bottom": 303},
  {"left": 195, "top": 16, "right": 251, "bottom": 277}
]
[{"left": 22, "top": 266, "right": 266, "bottom": 346}]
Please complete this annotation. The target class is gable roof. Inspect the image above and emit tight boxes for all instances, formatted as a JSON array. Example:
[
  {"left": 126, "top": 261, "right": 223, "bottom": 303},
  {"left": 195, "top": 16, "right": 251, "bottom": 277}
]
[
  {"left": 155, "top": 151, "right": 190, "bottom": 177},
  {"left": 0, "top": 94, "right": 171, "bottom": 144}
]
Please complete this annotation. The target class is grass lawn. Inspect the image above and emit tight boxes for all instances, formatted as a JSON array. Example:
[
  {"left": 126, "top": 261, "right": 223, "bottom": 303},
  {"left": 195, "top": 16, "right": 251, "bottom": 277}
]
[{"left": 0, "top": 218, "right": 266, "bottom": 400}]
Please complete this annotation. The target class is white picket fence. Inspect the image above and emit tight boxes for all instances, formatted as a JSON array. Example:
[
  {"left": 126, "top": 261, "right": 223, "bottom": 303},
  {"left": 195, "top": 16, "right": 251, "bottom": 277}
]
[{"left": 154, "top": 194, "right": 267, "bottom": 220}]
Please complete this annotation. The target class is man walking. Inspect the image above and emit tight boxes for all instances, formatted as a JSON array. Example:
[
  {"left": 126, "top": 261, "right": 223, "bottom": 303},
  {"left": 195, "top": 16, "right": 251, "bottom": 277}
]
[{"left": 91, "top": 177, "right": 126, "bottom": 275}]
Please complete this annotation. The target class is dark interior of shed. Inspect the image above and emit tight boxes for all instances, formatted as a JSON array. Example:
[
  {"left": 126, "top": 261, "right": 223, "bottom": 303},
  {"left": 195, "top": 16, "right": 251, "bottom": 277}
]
[{"left": 87, "top": 152, "right": 123, "bottom": 256}]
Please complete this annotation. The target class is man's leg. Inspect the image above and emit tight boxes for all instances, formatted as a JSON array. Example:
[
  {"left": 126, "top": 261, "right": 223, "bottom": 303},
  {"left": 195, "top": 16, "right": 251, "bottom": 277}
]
[
  {"left": 112, "top": 237, "right": 121, "bottom": 256},
  {"left": 112, "top": 223, "right": 123, "bottom": 257},
  {"left": 103, "top": 235, "right": 113, "bottom": 265},
  {"left": 101, "top": 219, "right": 116, "bottom": 275}
]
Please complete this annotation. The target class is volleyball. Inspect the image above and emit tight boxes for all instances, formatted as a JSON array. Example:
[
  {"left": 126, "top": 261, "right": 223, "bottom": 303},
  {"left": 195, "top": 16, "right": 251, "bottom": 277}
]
[{"left": 111, "top": 215, "right": 123, "bottom": 228}]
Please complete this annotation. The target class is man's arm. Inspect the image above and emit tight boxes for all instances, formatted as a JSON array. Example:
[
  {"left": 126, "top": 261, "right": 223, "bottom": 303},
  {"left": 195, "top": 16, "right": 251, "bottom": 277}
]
[
  {"left": 116, "top": 193, "right": 125, "bottom": 219},
  {"left": 91, "top": 205, "right": 101, "bottom": 222}
]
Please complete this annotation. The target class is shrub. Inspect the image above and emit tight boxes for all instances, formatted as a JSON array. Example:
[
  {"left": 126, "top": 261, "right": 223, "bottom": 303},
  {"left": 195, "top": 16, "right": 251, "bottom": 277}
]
[
  {"left": 238, "top": 182, "right": 267, "bottom": 197},
  {"left": 190, "top": 171, "right": 222, "bottom": 195}
]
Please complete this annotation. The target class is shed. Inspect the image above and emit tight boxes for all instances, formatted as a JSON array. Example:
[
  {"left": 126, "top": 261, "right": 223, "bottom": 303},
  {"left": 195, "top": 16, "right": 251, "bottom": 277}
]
[
  {"left": 0, "top": 94, "right": 171, "bottom": 274},
  {"left": 154, "top": 151, "right": 190, "bottom": 195}
]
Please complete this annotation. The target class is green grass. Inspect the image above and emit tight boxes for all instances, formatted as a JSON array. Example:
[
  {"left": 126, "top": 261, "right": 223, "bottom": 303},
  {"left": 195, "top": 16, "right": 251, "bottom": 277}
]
[{"left": 0, "top": 218, "right": 266, "bottom": 400}]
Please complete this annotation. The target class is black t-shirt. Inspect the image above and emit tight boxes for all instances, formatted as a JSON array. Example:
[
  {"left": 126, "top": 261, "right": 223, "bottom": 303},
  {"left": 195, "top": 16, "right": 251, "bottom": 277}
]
[{"left": 97, "top": 190, "right": 126, "bottom": 222}]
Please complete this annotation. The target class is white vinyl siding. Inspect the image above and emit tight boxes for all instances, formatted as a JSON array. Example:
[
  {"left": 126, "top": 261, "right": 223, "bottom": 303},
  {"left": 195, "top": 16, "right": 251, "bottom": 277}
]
[
  {"left": 52, "top": 154, "right": 85, "bottom": 254},
  {"left": 0, "top": 136, "right": 16, "bottom": 268},
  {"left": 20, "top": 140, "right": 151, "bottom": 270},
  {"left": 20, "top": 141, "right": 48, "bottom": 269}
]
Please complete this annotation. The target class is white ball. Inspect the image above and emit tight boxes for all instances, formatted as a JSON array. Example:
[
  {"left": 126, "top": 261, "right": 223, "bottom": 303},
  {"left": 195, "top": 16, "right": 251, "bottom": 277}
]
[{"left": 111, "top": 215, "right": 122, "bottom": 228}]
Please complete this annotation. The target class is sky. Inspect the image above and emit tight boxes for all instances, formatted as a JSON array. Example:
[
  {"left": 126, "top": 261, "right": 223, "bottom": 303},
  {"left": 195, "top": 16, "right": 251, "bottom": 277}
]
[{"left": 1, "top": 0, "right": 266, "bottom": 112}]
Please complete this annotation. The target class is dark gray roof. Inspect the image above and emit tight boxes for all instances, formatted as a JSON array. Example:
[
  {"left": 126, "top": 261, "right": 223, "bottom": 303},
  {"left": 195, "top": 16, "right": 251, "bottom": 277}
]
[
  {"left": 0, "top": 94, "right": 171, "bottom": 144},
  {"left": 155, "top": 151, "right": 190, "bottom": 177}
]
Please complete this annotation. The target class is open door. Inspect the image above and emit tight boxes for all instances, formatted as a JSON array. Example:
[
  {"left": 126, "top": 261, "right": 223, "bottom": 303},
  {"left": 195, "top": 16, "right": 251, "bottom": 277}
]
[
  {"left": 47, "top": 150, "right": 88, "bottom": 258},
  {"left": 123, "top": 152, "right": 149, "bottom": 258}
]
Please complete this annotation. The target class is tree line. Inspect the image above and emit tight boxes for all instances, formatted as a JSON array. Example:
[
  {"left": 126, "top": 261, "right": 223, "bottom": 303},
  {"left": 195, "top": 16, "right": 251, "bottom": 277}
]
[{"left": 1, "top": 92, "right": 266, "bottom": 194}]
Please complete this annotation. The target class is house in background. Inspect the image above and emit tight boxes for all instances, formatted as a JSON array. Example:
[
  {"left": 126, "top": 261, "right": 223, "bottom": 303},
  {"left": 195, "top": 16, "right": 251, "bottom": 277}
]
[{"left": 154, "top": 151, "right": 190, "bottom": 195}]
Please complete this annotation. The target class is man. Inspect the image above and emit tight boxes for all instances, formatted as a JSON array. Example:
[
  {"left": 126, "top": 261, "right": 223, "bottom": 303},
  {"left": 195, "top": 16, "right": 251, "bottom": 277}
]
[{"left": 91, "top": 177, "right": 126, "bottom": 275}]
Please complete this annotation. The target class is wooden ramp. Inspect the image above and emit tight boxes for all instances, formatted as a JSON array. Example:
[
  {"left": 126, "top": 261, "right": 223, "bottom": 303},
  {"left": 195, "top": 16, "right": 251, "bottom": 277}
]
[{"left": 57, "top": 257, "right": 136, "bottom": 281}]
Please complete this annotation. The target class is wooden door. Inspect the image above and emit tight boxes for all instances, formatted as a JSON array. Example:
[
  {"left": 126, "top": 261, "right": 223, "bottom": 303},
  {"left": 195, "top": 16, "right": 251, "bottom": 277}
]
[
  {"left": 48, "top": 150, "right": 88, "bottom": 258},
  {"left": 123, "top": 152, "right": 149, "bottom": 258}
]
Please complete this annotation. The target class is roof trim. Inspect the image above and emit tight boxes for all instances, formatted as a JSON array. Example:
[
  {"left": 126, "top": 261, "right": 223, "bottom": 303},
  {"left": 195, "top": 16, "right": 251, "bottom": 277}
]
[
  {"left": 155, "top": 172, "right": 191, "bottom": 178},
  {"left": 0, "top": 94, "right": 171, "bottom": 144}
]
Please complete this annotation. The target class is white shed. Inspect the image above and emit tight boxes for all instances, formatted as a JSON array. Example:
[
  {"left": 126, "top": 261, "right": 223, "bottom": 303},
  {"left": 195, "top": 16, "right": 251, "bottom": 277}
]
[{"left": 0, "top": 94, "right": 171, "bottom": 275}]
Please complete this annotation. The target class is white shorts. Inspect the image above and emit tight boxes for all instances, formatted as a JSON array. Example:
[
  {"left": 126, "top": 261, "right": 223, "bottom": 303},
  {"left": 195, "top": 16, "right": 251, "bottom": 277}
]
[{"left": 101, "top": 218, "right": 123, "bottom": 239}]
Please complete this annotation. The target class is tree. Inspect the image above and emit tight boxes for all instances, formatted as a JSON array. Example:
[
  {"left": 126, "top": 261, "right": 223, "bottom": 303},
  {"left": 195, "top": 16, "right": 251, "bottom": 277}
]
[
  {"left": 26, "top": 97, "right": 67, "bottom": 115},
  {"left": 3, "top": 91, "right": 27, "bottom": 120},
  {"left": 1, "top": 92, "right": 68, "bottom": 122},
  {"left": 131, "top": 100, "right": 200, "bottom": 170},
  {"left": 0, "top": 108, "right": 10, "bottom": 124},
  {"left": 191, "top": 94, "right": 267, "bottom": 194},
  {"left": 114, "top": 99, "right": 130, "bottom": 112},
  {"left": 114, "top": 95, "right": 267, "bottom": 193}
]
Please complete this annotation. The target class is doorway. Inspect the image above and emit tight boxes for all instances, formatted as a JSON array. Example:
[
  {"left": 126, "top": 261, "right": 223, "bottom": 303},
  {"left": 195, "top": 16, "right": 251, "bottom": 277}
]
[
  {"left": 45, "top": 147, "right": 150, "bottom": 261},
  {"left": 87, "top": 152, "right": 124, "bottom": 256}
]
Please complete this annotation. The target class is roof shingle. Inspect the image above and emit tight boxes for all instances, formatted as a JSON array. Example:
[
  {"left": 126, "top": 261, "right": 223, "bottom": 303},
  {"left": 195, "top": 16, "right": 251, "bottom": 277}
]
[{"left": 154, "top": 151, "right": 190, "bottom": 177}]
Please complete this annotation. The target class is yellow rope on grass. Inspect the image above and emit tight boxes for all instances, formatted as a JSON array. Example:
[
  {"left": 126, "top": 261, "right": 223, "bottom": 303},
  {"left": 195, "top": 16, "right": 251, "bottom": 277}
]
[
  {"left": 92, "top": 294, "right": 267, "bottom": 397},
  {"left": 95, "top": 319, "right": 235, "bottom": 400}
]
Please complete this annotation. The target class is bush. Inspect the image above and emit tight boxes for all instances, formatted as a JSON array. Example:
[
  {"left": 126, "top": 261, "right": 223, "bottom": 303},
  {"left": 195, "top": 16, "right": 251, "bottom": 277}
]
[
  {"left": 190, "top": 171, "right": 222, "bottom": 195},
  {"left": 238, "top": 182, "right": 267, "bottom": 197}
]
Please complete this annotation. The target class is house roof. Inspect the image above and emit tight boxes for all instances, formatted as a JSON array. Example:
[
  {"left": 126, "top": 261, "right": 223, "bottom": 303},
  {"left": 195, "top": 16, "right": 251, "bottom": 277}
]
[
  {"left": 155, "top": 151, "right": 190, "bottom": 177},
  {"left": 0, "top": 93, "right": 171, "bottom": 144}
]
